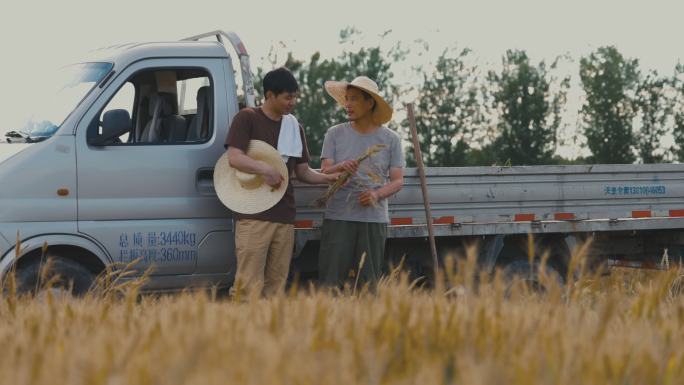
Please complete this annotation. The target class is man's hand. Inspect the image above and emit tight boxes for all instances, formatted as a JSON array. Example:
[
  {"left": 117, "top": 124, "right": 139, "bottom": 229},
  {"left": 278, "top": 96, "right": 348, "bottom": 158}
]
[
  {"left": 338, "top": 159, "right": 359, "bottom": 174},
  {"left": 260, "top": 162, "right": 284, "bottom": 189},
  {"left": 359, "top": 190, "right": 380, "bottom": 206},
  {"left": 228, "top": 147, "right": 284, "bottom": 189}
]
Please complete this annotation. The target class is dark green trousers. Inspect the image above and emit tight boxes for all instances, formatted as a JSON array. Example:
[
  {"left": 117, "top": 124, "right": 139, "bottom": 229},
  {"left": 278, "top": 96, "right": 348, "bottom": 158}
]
[{"left": 318, "top": 219, "right": 387, "bottom": 287}]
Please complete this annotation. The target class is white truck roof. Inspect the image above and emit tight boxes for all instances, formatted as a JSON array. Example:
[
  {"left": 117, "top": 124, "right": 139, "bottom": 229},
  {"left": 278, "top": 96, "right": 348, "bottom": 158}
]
[{"left": 85, "top": 41, "right": 229, "bottom": 67}]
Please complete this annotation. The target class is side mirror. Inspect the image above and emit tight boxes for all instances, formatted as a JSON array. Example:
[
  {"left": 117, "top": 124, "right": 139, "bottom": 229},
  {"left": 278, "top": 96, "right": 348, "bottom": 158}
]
[{"left": 89, "top": 109, "right": 131, "bottom": 146}]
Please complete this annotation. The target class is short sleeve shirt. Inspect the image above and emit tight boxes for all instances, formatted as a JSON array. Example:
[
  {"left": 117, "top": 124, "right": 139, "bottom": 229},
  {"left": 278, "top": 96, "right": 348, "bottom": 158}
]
[
  {"left": 320, "top": 123, "right": 405, "bottom": 223},
  {"left": 224, "top": 107, "right": 310, "bottom": 224}
]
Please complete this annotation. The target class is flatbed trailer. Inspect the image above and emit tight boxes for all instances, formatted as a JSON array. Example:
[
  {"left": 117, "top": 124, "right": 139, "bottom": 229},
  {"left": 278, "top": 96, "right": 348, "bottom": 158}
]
[{"left": 291, "top": 163, "right": 684, "bottom": 277}]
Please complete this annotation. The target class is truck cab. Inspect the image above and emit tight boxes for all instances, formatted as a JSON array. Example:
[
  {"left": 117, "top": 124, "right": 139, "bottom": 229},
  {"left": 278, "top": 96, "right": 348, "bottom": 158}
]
[{"left": 0, "top": 32, "right": 250, "bottom": 292}]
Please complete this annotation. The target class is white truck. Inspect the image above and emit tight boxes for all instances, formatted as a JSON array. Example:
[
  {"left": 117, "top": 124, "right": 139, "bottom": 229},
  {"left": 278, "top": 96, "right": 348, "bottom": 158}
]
[
  {"left": 1, "top": 31, "right": 683, "bottom": 293},
  {"left": 4, "top": 131, "right": 28, "bottom": 144}
]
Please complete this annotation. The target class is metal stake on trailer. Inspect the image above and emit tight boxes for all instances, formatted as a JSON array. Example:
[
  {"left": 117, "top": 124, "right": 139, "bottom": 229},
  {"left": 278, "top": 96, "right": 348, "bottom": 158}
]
[{"left": 406, "top": 102, "right": 439, "bottom": 278}]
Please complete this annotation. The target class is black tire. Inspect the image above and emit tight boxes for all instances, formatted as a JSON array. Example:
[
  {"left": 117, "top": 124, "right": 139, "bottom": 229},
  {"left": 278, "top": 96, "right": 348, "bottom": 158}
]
[
  {"left": 502, "top": 259, "right": 563, "bottom": 292},
  {"left": 14, "top": 256, "right": 96, "bottom": 296}
]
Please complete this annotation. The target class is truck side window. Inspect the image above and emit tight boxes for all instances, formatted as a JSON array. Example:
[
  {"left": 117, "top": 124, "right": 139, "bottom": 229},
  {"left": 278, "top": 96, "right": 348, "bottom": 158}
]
[
  {"left": 179, "top": 75, "right": 213, "bottom": 142},
  {"left": 88, "top": 68, "right": 213, "bottom": 146},
  {"left": 179, "top": 76, "right": 210, "bottom": 114}
]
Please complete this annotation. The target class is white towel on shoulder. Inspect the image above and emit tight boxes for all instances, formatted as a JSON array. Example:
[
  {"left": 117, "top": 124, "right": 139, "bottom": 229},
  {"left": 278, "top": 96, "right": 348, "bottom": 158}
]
[{"left": 277, "top": 114, "right": 303, "bottom": 163}]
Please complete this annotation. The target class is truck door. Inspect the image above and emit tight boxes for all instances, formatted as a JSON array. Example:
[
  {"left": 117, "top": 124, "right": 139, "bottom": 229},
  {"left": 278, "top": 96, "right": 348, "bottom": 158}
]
[{"left": 75, "top": 58, "right": 236, "bottom": 278}]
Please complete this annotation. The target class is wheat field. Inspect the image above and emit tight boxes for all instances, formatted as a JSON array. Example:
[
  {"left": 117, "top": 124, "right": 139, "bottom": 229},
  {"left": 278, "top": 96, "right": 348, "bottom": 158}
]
[{"left": 1, "top": 244, "right": 684, "bottom": 385}]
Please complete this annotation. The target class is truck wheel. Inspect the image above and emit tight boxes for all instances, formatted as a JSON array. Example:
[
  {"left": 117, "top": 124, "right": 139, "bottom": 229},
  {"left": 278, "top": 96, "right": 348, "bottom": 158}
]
[
  {"left": 14, "top": 257, "right": 96, "bottom": 296},
  {"left": 502, "top": 260, "right": 563, "bottom": 292}
]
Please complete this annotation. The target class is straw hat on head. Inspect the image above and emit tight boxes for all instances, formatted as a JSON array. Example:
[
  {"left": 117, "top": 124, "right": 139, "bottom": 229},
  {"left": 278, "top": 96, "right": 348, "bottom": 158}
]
[
  {"left": 324, "top": 76, "right": 393, "bottom": 125},
  {"left": 213, "top": 140, "right": 288, "bottom": 214}
]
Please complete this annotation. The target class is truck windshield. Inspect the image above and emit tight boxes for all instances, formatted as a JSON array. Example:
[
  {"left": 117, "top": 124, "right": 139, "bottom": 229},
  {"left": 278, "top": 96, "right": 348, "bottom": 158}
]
[{"left": 21, "top": 62, "right": 113, "bottom": 139}]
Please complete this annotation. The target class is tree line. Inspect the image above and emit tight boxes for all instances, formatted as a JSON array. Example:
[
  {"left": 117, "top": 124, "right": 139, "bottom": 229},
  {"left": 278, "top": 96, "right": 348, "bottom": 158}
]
[{"left": 253, "top": 29, "right": 684, "bottom": 167}]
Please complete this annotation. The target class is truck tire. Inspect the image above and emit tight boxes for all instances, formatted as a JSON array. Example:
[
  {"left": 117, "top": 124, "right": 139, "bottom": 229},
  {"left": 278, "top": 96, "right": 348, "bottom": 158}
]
[
  {"left": 502, "top": 259, "right": 563, "bottom": 292},
  {"left": 14, "top": 256, "right": 96, "bottom": 296}
]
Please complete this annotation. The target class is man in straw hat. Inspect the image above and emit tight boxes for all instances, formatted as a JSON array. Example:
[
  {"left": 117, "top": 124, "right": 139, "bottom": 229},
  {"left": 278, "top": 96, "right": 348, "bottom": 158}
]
[
  {"left": 222, "top": 67, "right": 338, "bottom": 297},
  {"left": 318, "top": 76, "right": 405, "bottom": 287}
]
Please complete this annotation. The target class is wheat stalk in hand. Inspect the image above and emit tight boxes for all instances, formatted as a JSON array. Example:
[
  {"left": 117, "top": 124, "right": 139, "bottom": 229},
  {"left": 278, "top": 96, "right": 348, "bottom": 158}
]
[{"left": 314, "top": 144, "right": 387, "bottom": 208}]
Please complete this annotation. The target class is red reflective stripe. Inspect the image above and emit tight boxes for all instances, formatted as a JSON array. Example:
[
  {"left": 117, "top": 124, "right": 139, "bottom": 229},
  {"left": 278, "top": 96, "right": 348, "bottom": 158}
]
[
  {"left": 670, "top": 209, "right": 684, "bottom": 217},
  {"left": 294, "top": 220, "right": 313, "bottom": 229},
  {"left": 433, "top": 216, "right": 455, "bottom": 224},
  {"left": 632, "top": 210, "right": 652, "bottom": 218},
  {"left": 554, "top": 213, "right": 575, "bottom": 220},
  {"left": 391, "top": 217, "right": 413, "bottom": 225},
  {"left": 237, "top": 42, "right": 247, "bottom": 55},
  {"left": 514, "top": 214, "right": 535, "bottom": 222}
]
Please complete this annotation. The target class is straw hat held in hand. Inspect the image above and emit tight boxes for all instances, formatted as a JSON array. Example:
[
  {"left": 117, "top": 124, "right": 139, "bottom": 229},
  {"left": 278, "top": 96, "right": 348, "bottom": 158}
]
[{"left": 214, "top": 140, "right": 288, "bottom": 214}]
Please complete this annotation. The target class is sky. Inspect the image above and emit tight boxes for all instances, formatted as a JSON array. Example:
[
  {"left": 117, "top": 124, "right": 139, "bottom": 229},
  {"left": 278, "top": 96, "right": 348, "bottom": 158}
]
[{"left": 2, "top": 0, "right": 684, "bottom": 157}]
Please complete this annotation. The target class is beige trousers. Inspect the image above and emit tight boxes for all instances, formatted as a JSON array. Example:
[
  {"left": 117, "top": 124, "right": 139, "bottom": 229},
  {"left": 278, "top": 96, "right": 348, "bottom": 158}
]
[{"left": 232, "top": 219, "right": 295, "bottom": 298}]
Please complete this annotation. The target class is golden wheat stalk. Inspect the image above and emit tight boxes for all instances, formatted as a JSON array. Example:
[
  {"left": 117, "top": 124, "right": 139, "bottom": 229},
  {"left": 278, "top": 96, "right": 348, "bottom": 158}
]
[
  {"left": 352, "top": 252, "right": 367, "bottom": 294},
  {"left": 314, "top": 144, "right": 387, "bottom": 208}
]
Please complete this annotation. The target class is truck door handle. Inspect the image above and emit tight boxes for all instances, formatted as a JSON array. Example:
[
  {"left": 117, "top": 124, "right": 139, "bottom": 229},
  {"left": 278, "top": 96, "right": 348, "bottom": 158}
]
[{"left": 196, "top": 168, "right": 215, "bottom": 195}]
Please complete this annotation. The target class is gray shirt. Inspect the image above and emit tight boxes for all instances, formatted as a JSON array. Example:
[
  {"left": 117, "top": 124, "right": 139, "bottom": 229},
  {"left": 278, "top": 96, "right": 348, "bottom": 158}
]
[{"left": 321, "top": 123, "right": 405, "bottom": 223}]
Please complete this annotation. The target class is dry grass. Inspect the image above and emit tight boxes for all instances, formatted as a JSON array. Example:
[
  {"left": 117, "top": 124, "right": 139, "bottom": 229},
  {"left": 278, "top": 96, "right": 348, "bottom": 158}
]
[{"left": 2, "top": 244, "right": 684, "bottom": 385}]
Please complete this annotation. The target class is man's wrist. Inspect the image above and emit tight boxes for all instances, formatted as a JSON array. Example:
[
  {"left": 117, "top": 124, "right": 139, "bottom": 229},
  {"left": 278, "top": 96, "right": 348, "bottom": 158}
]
[{"left": 255, "top": 160, "right": 272, "bottom": 176}]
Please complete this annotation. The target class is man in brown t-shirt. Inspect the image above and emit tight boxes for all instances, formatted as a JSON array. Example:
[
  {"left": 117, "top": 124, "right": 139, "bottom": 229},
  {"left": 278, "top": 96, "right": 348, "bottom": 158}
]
[{"left": 225, "top": 67, "right": 337, "bottom": 297}]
